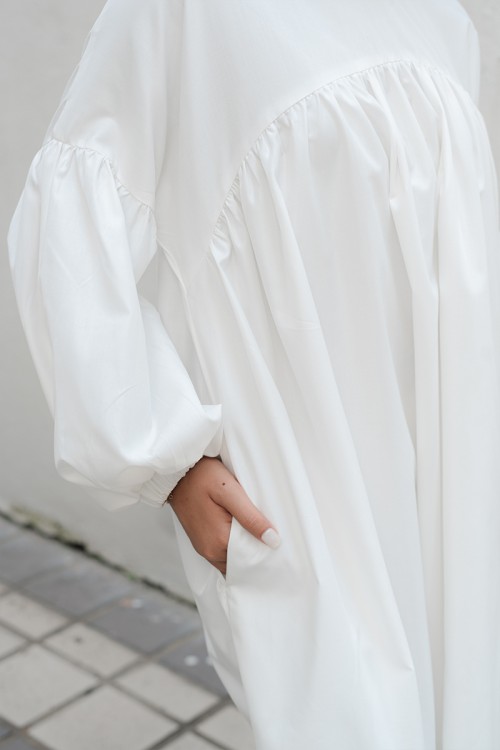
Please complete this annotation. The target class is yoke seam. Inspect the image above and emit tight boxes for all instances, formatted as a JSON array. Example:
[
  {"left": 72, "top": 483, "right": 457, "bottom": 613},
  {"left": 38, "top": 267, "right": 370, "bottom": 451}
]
[
  {"left": 39, "top": 136, "right": 155, "bottom": 213},
  {"left": 211, "top": 58, "right": 462, "bottom": 230},
  {"left": 185, "top": 56, "right": 467, "bottom": 293}
]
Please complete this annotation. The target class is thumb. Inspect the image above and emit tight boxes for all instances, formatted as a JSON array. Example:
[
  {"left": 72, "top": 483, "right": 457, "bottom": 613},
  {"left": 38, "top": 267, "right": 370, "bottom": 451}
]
[
  {"left": 212, "top": 474, "right": 281, "bottom": 550},
  {"left": 233, "top": 500, "right": 282, "bottom": 550}
]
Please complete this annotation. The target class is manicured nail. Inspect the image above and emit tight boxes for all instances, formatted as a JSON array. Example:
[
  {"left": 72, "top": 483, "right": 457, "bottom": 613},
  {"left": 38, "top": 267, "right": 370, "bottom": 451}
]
[{"left": 261, "top": 527, "right": 281, "bottom": 549}]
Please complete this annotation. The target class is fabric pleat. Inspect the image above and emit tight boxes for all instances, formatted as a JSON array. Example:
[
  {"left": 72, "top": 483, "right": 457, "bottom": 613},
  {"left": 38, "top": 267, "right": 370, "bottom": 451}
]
[
  {"left": 174, "top": 60, "right": 500, "bottom": 749},
  {"left": 8, "top": 0, "right": 500, "bottom": 745}
]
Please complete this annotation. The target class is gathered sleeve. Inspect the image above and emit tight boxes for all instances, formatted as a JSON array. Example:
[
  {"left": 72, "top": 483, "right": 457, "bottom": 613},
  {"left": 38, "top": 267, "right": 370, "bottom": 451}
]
[{"left": 7, "top": 136, "right": 222, "bottom": 512}]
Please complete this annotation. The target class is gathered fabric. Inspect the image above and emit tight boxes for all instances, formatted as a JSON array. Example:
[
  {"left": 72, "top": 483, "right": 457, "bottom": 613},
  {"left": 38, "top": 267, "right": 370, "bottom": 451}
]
[{"left": 8, "top": 1, "right": 500, "bottom": 747}]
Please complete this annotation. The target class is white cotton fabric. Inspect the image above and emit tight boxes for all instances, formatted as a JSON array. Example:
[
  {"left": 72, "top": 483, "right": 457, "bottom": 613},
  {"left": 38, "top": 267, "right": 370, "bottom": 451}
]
[{"left": 7, "top": 1, "right": 500, "bottom": 748}]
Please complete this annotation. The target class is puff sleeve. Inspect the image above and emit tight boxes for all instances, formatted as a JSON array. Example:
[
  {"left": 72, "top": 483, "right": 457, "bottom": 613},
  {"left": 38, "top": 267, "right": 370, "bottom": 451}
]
[{"left": 7, "top": 1, "right": 223, "bottom": 512}]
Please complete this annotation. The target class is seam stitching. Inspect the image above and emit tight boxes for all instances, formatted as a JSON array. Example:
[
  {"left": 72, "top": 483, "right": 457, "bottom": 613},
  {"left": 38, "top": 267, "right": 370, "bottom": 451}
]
[
  {"left": 210, "top": 58, "right": 467, "bottom": 237},
  {"left": 185, "top": 56, "right": 465, "bottom": 293},
  {"left": 40, "top": 136, "right": 154, "bottom": 213}
]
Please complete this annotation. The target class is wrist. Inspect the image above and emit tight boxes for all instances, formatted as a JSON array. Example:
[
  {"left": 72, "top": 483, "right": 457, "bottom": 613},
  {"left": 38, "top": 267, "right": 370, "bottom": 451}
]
[
  {"left": 161, "top": 460, "right": 198, "bottom": 507},
  {"left": 162, "top": 455, "right": 223, "bottom": 507}
]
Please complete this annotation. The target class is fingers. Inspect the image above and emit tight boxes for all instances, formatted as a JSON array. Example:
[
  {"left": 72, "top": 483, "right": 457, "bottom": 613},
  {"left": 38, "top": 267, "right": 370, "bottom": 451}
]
[
  {"left": 209, "top": 468, "right": 281, "bottom": 550},
  {"left": 169, "top": 456, "right": 282, "bottom": 578}
]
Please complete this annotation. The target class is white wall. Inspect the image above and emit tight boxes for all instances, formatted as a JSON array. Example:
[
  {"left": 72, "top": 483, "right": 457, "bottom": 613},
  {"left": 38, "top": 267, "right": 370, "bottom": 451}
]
[
  {"left": 1, "top": 1, "right": 498, "bottom": 600},
  {"left": 460, "top": 0, "right": 500, "bottom": 177}
]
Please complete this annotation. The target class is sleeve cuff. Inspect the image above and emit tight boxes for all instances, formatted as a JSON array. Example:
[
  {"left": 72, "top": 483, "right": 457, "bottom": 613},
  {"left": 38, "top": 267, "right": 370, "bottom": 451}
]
[{"left": 138, "top": 461, "right": 199, "bottom": 508}]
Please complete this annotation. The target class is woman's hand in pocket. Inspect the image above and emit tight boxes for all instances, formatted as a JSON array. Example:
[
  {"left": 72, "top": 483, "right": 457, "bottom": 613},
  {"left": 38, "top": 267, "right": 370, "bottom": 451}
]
[{"left": 166, "top": 456, "right": 281, "bottom": 576}]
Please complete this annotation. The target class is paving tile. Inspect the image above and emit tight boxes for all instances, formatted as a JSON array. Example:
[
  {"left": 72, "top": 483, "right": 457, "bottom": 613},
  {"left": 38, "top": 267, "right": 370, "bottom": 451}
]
[
  {"left": 0, "top": 622, "right": 26, "bottom": 658},
  {"left": 22, "top": 558, "right": 134, "bottom": 617},
  {"left": 0, "top": 644, "right": 98, "bottom": 727},
  {"left": 0, "top": 592, "right": 68, "bottom": 639},
  {"left": 88, "top": 588, "right": 201, "bottom": 654},
  {"left": 115, "top": 662, "right": 219, "bottom": 722},
  {"left": 159, "top": 632, "right": 228, "bottom": 697},
  {"left": 0, "top": 738, "right": 43, "bottom": 750},
  {"left": 44, "top": 622, "right": 139, "bottom": 677},
  {"left": 28, "top": 684, "right": 178, "bottom": 750},
  {"left": 158, "top": 734, "right": 221, "bottom": 750},
  {"left": 0, "top": 717, "right": 13, "bottom": 740},
  {"left": 0, "top": 517, "right": 22, "bottom": 542},
  {"left": 196, "top": 706, "right": 255, "bottom": 750},
  {"left": 0, "top": 532, "right": 75, "bottom": 585}
]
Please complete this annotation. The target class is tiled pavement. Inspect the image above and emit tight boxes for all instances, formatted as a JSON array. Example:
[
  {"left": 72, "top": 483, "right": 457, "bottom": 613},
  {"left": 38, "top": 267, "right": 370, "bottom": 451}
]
[{"left": 0, "top": 514, "right": 256, "bottom": 750}]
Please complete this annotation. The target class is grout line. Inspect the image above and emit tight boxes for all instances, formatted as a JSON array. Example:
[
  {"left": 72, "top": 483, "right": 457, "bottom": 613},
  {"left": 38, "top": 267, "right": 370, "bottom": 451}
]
[
  {"left": 0, "top": 517, "right": 240, "bottom": 746},
  {"left": 0, "top": 604, "right": 221, "bottom": 699},
  {"left": 0, "top": 510, "right": 198, "bottom": 610},
  {"left": 143, "top": 701, "right": 236, "bottom": 750},
  {"left": 0, "top": 596, "right": 225, "bottom": 706},
  {"left": 0, "top": 648, "right": 234, "bottom": 747}
]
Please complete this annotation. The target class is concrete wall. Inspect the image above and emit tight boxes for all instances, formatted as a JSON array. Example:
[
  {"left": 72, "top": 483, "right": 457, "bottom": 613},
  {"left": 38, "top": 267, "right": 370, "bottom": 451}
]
[{"left": 1, "top": 1, "right": 498, "bottom": 600}]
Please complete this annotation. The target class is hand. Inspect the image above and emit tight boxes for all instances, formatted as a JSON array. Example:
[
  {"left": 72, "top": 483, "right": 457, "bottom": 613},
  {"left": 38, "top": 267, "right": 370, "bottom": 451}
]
[{"left": 167, "top": 456, "right": 281, "bottom": 576}]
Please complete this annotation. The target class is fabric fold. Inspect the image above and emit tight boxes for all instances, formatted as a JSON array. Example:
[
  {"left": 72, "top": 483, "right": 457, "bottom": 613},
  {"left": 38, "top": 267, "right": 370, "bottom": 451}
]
[{"left": 7, "top": 138, "right": 223, "bottom": 512}]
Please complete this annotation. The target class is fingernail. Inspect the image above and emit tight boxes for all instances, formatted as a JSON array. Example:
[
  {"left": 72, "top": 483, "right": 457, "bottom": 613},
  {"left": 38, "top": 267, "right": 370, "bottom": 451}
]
[{"left": 261, "top": 527, "right": 281, "bottom": 549}]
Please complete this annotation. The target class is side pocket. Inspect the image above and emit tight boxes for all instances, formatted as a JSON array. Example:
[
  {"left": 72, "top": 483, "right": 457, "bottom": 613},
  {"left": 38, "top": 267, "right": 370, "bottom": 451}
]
[
  {"left": 170, "top": 510, "right": 248, "bottom": 714},
  {"left": 216, "top": 511, "right": 275, "bottom": 594},
  {"left": 170, "top": 510, "right": 213, "bottom": 598},
  {"left": 214, "top": 511, "right": 240, "bottom": 591}
]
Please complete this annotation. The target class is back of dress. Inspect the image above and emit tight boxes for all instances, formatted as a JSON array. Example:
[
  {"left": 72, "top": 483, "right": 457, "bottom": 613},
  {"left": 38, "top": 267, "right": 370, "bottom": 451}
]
[{"left": 8, "top": 2, "right": 500, "bottom": 749}]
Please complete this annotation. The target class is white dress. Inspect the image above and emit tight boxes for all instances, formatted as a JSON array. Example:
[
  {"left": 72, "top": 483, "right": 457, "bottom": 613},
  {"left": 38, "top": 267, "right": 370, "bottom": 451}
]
[{"left": 7, "top": 1, "right": 500, "bottom": 748}]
